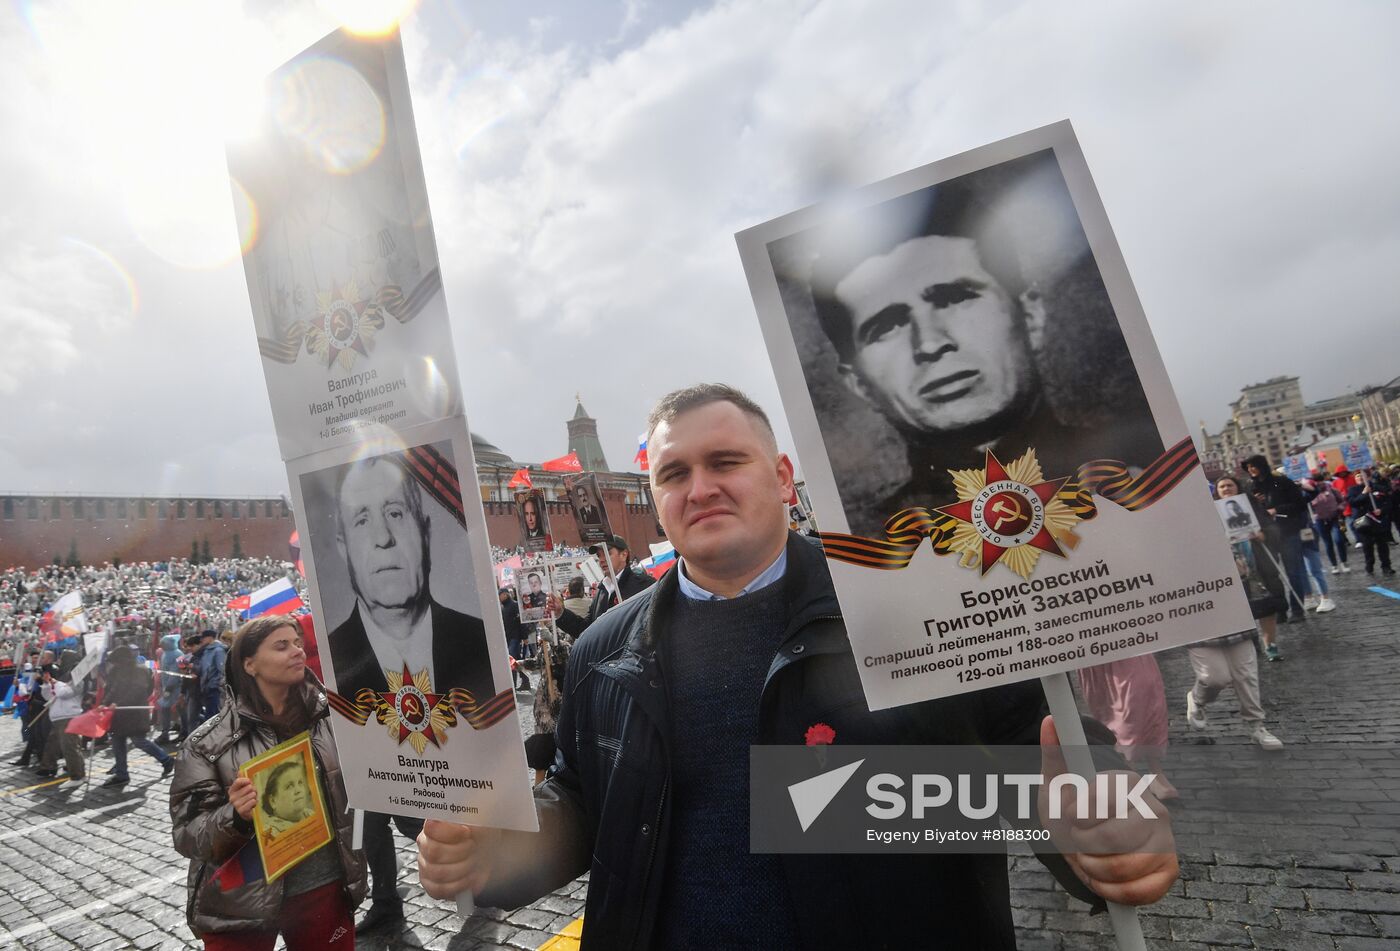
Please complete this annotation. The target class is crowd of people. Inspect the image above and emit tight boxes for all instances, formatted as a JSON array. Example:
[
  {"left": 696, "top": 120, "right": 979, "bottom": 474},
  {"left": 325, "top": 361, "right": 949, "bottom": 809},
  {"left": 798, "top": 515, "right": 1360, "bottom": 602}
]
[
  {"left": 2, "top": 403, "right": 1394, "bottom": 949},
  {"left": 1078, "top": 453, "right": 1397, "bottom": 799},
  {"left": 1, "top": 556, "right": 302, "bottom": 656}
]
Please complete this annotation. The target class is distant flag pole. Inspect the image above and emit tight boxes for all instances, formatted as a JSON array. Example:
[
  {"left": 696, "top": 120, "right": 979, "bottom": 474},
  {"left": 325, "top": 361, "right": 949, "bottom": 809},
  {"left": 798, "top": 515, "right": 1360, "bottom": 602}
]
[{"left": 242, "top": 578, "right": 304, "bottom": 619}]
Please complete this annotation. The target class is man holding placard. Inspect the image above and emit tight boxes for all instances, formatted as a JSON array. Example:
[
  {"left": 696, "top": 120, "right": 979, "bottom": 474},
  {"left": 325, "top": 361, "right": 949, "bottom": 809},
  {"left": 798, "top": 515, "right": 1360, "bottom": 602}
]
[{"left": 419, "top": 384, "right": 1176, "bottom": 949}]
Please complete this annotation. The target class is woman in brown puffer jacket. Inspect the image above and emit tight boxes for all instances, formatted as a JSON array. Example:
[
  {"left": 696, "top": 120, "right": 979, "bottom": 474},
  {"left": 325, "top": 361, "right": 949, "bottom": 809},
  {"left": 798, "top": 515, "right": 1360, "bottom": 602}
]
[{"left": 170, "top": 615, "right": 366, "bottom": 949}]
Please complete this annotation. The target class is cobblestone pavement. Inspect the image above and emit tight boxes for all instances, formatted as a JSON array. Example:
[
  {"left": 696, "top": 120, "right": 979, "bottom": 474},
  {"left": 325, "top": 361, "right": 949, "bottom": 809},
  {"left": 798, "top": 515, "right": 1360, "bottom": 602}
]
[{"left": 1, "top": 567, "right": 1397, "bottom": 949}]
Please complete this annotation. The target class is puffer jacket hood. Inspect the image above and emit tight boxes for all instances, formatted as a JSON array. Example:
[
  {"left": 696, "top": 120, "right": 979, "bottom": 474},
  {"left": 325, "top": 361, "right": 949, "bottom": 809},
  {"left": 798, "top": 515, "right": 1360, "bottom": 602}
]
[{"left": 169, "top": 670, "right": 365, "bottom": 937}]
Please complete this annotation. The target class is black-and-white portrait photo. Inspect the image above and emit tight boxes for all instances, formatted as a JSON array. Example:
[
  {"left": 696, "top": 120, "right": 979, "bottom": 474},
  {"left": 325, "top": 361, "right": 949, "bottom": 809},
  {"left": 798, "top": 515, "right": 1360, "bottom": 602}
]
[
  {"left": 564, "top": 474, "right": 611, "bottom": 544},
  {"left": 766, "top": 148, "right": 1164, "bottom": 537},
  {"left": 299, "top": 445, "right": 496, "bottom": 702},
  {"left": 1215, "top": 495, "right": 1261, "bottom": 543},
  {"left": 514, "top": 489, "right": 553, "bottom": 553}
]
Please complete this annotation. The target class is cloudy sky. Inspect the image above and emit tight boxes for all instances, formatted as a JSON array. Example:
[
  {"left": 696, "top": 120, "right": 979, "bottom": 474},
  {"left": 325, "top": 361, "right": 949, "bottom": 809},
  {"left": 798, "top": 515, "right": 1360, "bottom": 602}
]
[{"left": 2, "top": 0, "right": 1396, "bottom": 498}]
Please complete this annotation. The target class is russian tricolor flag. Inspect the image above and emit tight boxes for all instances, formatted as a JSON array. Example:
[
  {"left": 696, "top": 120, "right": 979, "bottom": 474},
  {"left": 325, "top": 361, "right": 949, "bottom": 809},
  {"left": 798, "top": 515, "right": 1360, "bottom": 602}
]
[
  {"left": 242, "top": 578, "right": 303, "bottom": 619},
  {"left": 210, "top": 840, "right": 266, "bottom": 891},
  {"left": 642, "top": 541, "right": 677, "bottom": 579}
]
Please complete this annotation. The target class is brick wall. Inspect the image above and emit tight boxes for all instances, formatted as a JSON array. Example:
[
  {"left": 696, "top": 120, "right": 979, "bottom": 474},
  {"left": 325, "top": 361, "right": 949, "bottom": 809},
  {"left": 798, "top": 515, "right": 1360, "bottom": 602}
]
[{"left": 0, "top": 496, "right": 297, "bottom": 568}]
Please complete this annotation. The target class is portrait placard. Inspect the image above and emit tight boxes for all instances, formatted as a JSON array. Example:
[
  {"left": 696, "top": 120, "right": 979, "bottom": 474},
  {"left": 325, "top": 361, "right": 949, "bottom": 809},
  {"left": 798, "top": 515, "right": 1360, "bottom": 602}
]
[
  {"left": 232, "top": 29, "right": 537, "bottom": 831},
  {"left": 516, "top": 563, "right": 550, "bottom": 624},
  {"left": 241, "top": 733, "right": 333, "bottom": 883},
  {"left": 227, "top": 29, "right": 463, "bottom": 462},
  {"left": 564, "top": 473, "right": 612, "bottom": 545},
  {"left": 288, "top": 420, "right": 536, "bottom": 830},
  {"left": 1214, "top": 497, "right": 1261, "bottom": 544},
  {"left": 514, "top": 488, "right": 554, "bottom": 554},
  {"left": 546, "top": 556, "right": 584, "bottom": 603},
  {"left": 736, "top": 121, "right": 1252, "bottom": 709}
]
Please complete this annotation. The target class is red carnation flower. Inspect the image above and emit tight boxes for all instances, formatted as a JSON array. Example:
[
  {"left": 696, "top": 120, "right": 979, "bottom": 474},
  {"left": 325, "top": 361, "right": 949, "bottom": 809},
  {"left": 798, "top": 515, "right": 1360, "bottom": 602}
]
[{"left": 805, "top": 722, "right": 836, "bottom": 746}]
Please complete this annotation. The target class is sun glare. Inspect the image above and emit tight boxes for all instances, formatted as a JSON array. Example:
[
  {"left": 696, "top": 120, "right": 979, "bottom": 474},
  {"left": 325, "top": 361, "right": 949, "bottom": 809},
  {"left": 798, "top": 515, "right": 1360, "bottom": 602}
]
[
  {"left": 318, "top": 0, "right": 418, "bottom": 37},
  {"left": 25, "top": 1, "right": 312, "bottom": 270}
]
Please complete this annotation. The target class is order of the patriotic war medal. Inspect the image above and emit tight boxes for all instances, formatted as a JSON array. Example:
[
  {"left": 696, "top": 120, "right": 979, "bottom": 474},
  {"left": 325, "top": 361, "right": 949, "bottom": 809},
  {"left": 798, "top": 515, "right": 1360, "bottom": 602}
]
[
  {"left": 379, "top": 666, "right": 449, "bottom": 754},
  {"left": 935, "top": 448, "right": 1077, "bottom": 578},
  {"left": 305, "top": 280, "right": 384, "bottom": 371}
]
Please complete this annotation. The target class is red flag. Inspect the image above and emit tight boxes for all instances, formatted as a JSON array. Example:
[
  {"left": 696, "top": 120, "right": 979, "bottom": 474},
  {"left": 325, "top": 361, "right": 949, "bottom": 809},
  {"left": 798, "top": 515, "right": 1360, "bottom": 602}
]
[
  {"left": 297, "top": 614, "right": 322, "bottom": 681},
  {"left": 541, "top": 452, "right": 582, "bottom": 473},
  {"left": 507, "top": 468, "right": 533, "bottom": 489},
  {"left": 66, "top": 706, "right": 114, "bottom": 739},
  {"left": 226, "top": 595, "right": 251, "bottom": 612}
]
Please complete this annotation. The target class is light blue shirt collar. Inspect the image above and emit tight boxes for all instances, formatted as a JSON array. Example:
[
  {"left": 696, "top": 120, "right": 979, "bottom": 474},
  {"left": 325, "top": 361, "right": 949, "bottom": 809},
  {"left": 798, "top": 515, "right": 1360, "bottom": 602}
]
[{"left": 676, "top": 548, "right": 788, "bottom": 601}]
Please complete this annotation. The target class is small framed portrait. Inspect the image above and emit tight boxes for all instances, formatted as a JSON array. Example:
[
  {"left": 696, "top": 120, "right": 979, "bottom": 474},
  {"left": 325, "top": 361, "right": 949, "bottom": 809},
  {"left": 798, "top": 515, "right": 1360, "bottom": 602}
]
[
  {"left": 514, "top": 489, "right": 554, "bottom": 553},
  {"left": 242, "top": 733, "right": 333, "bottom": 882}
]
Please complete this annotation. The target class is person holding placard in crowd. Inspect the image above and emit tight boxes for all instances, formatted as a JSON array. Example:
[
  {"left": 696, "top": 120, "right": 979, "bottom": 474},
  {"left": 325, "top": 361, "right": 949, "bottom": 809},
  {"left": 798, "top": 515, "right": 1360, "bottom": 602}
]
[
  {"left": 1243, "top": 455, "right": 1309, "bottom": 624},
  {"left": 170, "top": 616, "right": 365, "bottom": 949},
  {"left": 419, "top": 383, "right": 1176, "bottom": 949},
  {"left": 551, "top": 535, "right": 654, "bottom": 638},
  {"left": 1347, "top": 468, "right": 1395, "bottom": 575},
  {"left": 1185, "top": 476, "right": 1286, "bottom": 750}
]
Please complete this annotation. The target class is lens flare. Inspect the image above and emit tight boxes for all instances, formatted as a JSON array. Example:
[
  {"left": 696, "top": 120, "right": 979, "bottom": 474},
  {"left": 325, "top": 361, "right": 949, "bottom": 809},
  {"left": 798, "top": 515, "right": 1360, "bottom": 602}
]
[
  {"left": 61, "top": 238, "right": 140, "bottom": 319},
  {"left": 416, "top": 355, "right": 457, "bottom": 419},
  {"left": 318, "top": 0, "right": 418, "bottom": 38},
  {"left": 124, "top": 138, "right": 246, "bottom": 270},
  {"left": 451, "top": 67, "right": 530, "bottom": 160},
  {"left": 274, "top": 56, "right": 386, "bottom": 175},
  {"left": 229, "top": 177, "right": 260, "bottom": 257}
]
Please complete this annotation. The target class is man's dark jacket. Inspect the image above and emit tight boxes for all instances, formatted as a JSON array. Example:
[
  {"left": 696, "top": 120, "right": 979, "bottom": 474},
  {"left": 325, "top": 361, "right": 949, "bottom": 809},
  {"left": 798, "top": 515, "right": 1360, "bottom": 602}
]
[
  {"left": 1244, "top": 455, "right": 1307, "bottom": 538},
  {"left": 554, "top": 564, "right": 654, "bottom": 638},
  {"left": 500, "top": 597, "right": 525, "bottom": 643},
  {"left": 480, "top": 532, "right": 1108, "bottom": 949},
  {"left": 329, "top": 600, "right": 495, "bottom": 704}
]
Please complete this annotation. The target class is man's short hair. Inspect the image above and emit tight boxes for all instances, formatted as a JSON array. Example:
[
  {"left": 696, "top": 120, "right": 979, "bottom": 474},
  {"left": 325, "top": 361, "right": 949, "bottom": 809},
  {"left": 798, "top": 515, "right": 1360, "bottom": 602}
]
[
  {"left": 646, "top": 383, "right": 777, "bottom": 452},
  {"left": 527, "top": 572, "right": 542, "bottom": 583},
  {"left": 807, "top": 154, "right": 1046, "bottom": 362},
  {"left": 334, "top": 455, "right": 428, "bottom": 539}
]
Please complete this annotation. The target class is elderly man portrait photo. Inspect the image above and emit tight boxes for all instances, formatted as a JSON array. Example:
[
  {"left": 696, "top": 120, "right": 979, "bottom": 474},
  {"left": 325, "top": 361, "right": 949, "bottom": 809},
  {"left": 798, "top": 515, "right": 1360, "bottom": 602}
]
[
  {"left": 320, "top": 452, "right": 495, "bottom": 704},
  {"left": 771, "top": 149, "right": 1164, "bottom": 537}
]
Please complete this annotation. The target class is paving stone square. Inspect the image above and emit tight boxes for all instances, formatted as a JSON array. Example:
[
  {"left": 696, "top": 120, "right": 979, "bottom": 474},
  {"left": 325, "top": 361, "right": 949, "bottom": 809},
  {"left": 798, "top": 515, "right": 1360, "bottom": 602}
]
[{"left": 1, "top": 569, "right": 1397, "bottom": 949}]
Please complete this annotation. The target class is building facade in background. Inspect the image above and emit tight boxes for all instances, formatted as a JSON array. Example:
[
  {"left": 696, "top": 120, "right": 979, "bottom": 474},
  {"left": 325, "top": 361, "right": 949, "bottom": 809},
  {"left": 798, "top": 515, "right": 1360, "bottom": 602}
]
[
  {"left": 1358, "top": 375, "right": 1400, "bottom": 463},
  {"left": 0, "top": 494, "right": 296, "bottom": 568},
  {"left": 1203, "top": 375, "right": 1366, "bottom": 471},
  {"left": 1, "top": 400, "right": 665, "bottom": 569}
]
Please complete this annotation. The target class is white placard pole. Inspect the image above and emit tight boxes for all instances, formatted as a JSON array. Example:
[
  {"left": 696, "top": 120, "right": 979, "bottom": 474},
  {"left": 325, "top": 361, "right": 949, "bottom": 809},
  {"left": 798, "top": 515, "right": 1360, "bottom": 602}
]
[
  {"left": 1258, "top": 547, "right": 1304, "bottom": 613},
  {"left": 456, "top": 891, "right": 476, "bottom": 917},
  {"left": 1040, "top": 672, "right": 1148, "bottom": 951},
  {"left": 351, "top": 808, "right": 364, "bottom": 851}
]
